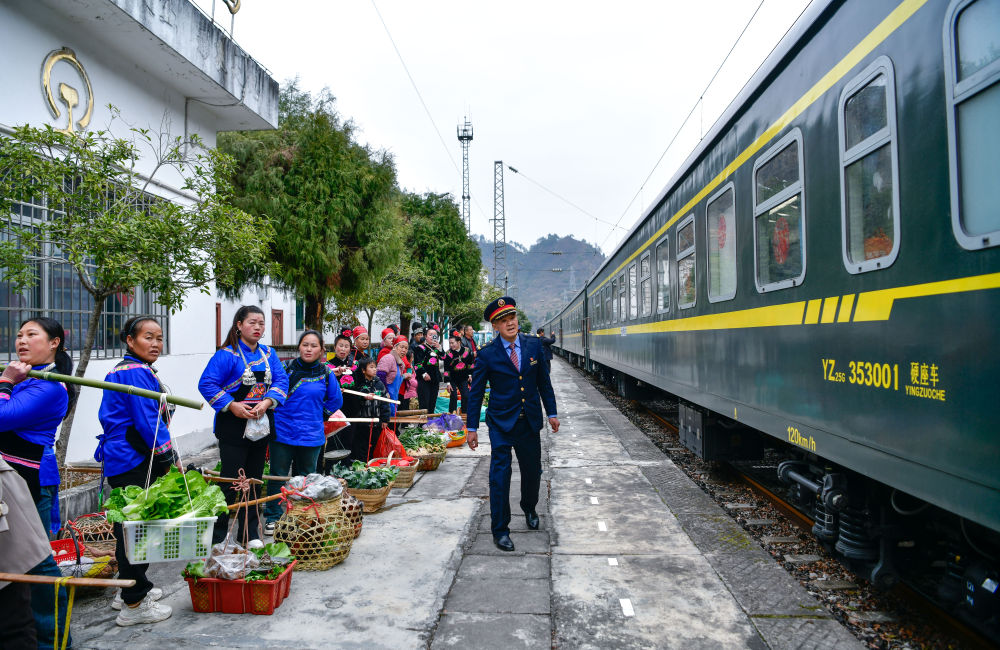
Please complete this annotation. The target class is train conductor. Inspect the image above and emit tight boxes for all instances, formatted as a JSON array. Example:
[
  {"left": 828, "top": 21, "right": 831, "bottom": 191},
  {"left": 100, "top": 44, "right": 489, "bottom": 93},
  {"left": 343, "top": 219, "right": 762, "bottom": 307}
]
[{"left": 466, "top": 296, "right": 559, "bottom": 552}]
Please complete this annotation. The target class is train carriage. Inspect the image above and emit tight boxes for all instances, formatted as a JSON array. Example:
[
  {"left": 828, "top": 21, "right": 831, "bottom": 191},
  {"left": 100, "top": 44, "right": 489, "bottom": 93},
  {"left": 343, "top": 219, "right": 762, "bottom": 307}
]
[{"left": 549, "top": 0, "right": 999, "bottom": 627}]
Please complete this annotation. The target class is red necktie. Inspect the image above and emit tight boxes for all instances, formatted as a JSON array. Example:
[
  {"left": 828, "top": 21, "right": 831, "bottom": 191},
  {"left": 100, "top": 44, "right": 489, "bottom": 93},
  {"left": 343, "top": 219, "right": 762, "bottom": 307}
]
[{"left": 509, "top": 343, "right": 519, "bottom": 370}]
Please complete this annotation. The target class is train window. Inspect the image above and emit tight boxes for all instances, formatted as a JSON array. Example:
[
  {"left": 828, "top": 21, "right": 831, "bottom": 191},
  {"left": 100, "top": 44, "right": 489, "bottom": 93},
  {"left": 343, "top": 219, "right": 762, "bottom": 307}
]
[
  {"left": 676, "top": 215, "right": 696, "bottom": 309},
  {"left": 617, "top": 272, "right": 626, "bottom": 323},
  {"left": 839, "top": 57, "right": 900, "bottom": 273},
  {"left": 753, "top": 129, "right": 805, "bottom": 292},
  {"left": 639, "top": 252, "right": 652, "bottom": 317},
  {"left": 604, "top": 285, "right": 612, "bottom": 325},
  {"left": 945, "top": 0, "right": 1000, "bottom": 249},
  {"left": 706, "top": 183, "right": 737, "bottom": 301},
  {"left": 610, "top": 280, "right": 617, "bottom": 322},
  {"left": 655, "top": 237, "right": 670, "bottom": 313},
  {"left": 628, "top": 263, "right": 638, "bottom": 320}
]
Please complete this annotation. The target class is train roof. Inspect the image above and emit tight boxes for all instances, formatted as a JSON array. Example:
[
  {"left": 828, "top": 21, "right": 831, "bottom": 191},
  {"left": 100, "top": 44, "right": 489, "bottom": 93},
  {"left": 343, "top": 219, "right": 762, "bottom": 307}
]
[{"left": 585, "top": 0, "right": 836, "bottom": 290}]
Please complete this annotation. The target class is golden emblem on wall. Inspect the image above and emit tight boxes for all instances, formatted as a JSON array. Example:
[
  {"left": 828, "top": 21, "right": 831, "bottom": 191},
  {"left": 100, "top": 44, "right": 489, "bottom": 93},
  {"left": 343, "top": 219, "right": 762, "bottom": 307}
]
[{"left": 41, "top": 47, "right": 93, "bottom": 134}]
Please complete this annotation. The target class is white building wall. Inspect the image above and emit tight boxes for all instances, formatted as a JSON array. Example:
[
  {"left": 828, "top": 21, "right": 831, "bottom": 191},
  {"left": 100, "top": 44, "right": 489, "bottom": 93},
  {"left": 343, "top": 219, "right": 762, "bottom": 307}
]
[{"left": 0, "top": 0, "right": 283, "bottom": 463}]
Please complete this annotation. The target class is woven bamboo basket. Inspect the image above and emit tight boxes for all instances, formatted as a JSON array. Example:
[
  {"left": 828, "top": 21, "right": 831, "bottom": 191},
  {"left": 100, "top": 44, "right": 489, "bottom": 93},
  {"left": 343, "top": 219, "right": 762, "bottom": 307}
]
[
  {"left": 340, "top": 490, "right": 364, "bottom": 540},
  {"left": 410, "top": 449, "right": 447, "bottom": 471},
  {"left": 64, "top": 512, "right": 117, "bottom": 558},
  {"left": 390, "top": 461, "right": 418, "bottom": 488},
  {"left": 368, "top": 452, "right": 419, "bottom": 489},
  {"left": 346, "top": 484, "right": 392, "bottom": 513},
  {"left": 273, "top": 496, "right": 353, "bottom": 571}
]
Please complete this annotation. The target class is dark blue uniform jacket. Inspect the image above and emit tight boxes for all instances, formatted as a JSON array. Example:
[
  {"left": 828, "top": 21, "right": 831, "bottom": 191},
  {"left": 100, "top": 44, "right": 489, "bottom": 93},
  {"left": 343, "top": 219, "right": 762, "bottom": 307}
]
[{"left": 466, "top": 334, "right": 557, "bottom": 440}]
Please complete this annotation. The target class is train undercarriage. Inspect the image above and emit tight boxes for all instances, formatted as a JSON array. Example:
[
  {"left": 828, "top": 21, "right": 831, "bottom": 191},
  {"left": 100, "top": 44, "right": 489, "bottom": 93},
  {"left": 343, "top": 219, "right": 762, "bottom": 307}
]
[{"left": 569, "top": 353, "right": 1000, "bottom": 638}]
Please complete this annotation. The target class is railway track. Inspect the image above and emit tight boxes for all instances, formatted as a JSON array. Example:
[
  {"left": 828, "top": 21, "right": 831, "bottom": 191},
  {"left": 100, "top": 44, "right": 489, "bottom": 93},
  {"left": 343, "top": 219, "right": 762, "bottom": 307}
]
[{"left": 632, "top": 399, "right": 995, "bottom": 650}]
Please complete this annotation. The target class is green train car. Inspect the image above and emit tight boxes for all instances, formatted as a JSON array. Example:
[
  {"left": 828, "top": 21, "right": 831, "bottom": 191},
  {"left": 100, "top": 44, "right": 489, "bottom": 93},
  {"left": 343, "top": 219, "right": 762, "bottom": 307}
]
[{"left": 546, "top": 0, "right": 998, "bottom": 629}]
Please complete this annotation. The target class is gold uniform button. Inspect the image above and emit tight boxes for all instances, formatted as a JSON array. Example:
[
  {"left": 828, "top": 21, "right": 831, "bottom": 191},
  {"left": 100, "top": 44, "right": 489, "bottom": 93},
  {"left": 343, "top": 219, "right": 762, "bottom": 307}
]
[
  {"left": 519, "top": 376, "right": 522, "bottom": 380},
  {"left": 522, "top": 398, "right": 525, "bottom": 403},
  {"left": 520, "top": 387, "right": 524, "bottom": 392}
]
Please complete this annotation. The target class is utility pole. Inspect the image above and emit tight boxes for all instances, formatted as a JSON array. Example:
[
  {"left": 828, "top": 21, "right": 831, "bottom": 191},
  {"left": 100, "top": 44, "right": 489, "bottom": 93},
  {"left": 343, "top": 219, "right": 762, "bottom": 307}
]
[
  {"left": 493, "top": 161, "right": 507, "bottom": 294},
  {"left": 457, "top": 119, "right": 473, "bottom": 232}
]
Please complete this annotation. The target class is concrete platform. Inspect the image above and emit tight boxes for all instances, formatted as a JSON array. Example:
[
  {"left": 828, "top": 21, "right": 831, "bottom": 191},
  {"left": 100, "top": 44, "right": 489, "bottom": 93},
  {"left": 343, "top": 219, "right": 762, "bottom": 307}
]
[{"left": 67, "top": 357, "right": 860, "bottom": 649}]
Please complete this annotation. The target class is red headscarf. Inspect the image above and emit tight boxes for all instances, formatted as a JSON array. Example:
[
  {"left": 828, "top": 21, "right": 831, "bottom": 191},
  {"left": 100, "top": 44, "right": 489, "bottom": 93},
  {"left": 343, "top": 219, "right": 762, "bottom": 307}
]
[{"left": 352, "top": 325, "right": 367, "bottom": 339}]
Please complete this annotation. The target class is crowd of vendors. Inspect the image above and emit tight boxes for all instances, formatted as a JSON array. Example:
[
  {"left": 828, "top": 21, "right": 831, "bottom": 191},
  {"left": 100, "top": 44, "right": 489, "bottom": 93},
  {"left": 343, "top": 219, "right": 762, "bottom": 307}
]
[{"left": 0, "top": 307, "right": 524, "bottom": 644}]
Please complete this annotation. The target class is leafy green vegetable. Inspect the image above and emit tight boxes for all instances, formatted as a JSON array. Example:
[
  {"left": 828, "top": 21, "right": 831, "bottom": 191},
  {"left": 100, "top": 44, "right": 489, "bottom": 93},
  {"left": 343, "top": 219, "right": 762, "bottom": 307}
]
[
  {"left": 104, "top": 468, "right": 228, "bottom": 522},
  {"left": 182, "top": 561, "right": 207, "bottom": 578},
  {"left": 399, "top": 427, "right": 446, "bottom": 453},
  {"left": 331, "top": 461, "right": 398, "bottom": 489},
  {"left": 251, "top": 542, "right": 292, "bottom": 561}
]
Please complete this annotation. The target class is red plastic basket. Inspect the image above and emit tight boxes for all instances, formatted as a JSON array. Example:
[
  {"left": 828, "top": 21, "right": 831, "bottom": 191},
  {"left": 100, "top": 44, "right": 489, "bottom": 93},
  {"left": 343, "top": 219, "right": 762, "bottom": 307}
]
[
  {"left": 50, "top": 538, "right": 87, "bottom": 564},
  {"left": 184, "top": 560, "right": 297, "bottom": 615}
]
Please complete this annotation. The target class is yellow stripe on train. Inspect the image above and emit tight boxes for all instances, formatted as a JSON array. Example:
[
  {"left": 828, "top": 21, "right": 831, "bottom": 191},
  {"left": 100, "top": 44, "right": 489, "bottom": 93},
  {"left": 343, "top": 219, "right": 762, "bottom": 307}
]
[{"left": 586, "top": 272, "right": 1000, "bottom": 336}]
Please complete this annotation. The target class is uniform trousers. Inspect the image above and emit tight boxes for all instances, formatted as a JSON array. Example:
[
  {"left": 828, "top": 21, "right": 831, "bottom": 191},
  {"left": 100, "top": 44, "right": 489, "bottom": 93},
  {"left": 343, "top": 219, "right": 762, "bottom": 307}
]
[{"left": 488, "top": 418, "right": 542, "bottom": 538}]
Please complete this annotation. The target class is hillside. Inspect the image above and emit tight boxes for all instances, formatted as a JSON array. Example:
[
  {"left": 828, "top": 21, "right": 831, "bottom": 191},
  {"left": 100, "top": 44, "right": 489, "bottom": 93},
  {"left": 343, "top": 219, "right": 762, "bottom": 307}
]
[{"left": 476, "top": 234, "right": 605, "bottom": 327}]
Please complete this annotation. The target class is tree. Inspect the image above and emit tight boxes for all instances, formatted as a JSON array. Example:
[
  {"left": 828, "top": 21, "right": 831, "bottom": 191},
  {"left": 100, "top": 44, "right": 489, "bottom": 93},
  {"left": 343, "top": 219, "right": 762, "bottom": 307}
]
[
  {"left": 219, "top": 82, "right": 404, "bottom": 329},
  {"left": 516, "top": 307, "right": 533, "bottom": 334},
  {"left": 329, "top": 260, "right": 438, "bottom": 334},
  {"left": 0, "top": 113, "right": 273, "bottom": 465},
  {"left": 401, "top": 192, "right": 482, "bottom": 328},
  {"left": 443, "top": 272, "right": 502, "bottom": 333}
]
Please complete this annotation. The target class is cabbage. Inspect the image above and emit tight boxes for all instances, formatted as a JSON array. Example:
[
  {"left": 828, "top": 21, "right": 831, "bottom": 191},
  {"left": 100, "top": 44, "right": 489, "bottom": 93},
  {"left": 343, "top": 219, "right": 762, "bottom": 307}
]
[{"left": 104, "top": 467, "right": 228, "bottom": 522}]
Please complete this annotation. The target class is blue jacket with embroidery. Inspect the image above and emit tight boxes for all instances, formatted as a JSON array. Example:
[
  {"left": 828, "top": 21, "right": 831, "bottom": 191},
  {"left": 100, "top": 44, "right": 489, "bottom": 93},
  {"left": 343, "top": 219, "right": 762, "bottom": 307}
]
[
  {"left": 198, "top": 340, "right": 289, "bottom": 414},
  {"left": 0, "top": 365, "right": 68, "bottom": 487},
  {"left": 274, "top": 359, "right": 343, "bottom": 447},
  {"left": 95, "top": 356, "right": 173, "bottom": 477}
]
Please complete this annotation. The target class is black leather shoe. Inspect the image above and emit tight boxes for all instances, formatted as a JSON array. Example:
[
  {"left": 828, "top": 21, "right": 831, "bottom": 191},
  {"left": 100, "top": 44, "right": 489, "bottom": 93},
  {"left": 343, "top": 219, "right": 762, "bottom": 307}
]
[
  {"left": 524, "top": 511, "right": 539, "bottom": 530},
  {"left": 493, "top": 534, "right": 515, "bottom": 552}
]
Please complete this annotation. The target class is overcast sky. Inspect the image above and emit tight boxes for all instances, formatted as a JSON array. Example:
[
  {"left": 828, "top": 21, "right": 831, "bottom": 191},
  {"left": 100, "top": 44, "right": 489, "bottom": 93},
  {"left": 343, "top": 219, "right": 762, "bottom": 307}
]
[{"left": 194, "top": 0, "right": 812, "bottom": 255}]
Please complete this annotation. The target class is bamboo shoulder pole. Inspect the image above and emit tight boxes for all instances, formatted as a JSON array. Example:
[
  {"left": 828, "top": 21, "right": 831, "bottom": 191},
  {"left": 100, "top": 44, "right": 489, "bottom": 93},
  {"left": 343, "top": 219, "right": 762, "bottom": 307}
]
[
  {"left": 0, "top": 572, "right": 136, "bottom": 588},
  {"left": 0, "top": 365, "right": 204, "bottom": 410},
  {"left": 341, "top": 388, "right": 400, "bottom": 405},
  {"left": 226, "top": 492, "right": 284, "bottom": 511}
]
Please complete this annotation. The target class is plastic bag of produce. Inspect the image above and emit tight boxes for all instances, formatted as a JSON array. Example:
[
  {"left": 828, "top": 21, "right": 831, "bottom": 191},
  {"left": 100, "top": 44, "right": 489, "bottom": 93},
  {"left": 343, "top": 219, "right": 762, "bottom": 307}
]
[
  {"left": 426, "top": 414, "right": 463, "bottom": 433},
  {"left": 204, "top": 550, "right": 260, "bottom": 580},
  {"left": 285, "top": 473, "right": 344, "bottom": 501}
]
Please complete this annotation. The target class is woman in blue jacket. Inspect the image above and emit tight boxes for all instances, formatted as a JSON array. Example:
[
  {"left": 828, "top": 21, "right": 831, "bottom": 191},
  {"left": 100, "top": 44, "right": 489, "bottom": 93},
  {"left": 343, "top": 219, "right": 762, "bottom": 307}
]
[
  {"left": 96, "top": 316, "right": 175, "bottom": 626},
  {"left": 263, "top": 330, "right": 342, "bottom": 535},
  {"left": 0, "top": 317, "right": 76, "bottom": 535},
  {"left": 198, "top": 305, "right": 288, "bottom": 546},
  {"left": 0, "top": 317, "right": 77, "bottom": 646}
]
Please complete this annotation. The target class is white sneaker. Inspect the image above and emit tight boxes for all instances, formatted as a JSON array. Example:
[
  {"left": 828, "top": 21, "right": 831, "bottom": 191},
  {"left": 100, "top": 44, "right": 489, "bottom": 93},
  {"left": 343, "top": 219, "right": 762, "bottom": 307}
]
[
  {"left": 263, "top": 521, "right": 276, "bottom": 536},
  {"left": 115, "top": 593, "right": 172, "bottom": 626},
  {"left": 247, "top": 538, "right": 265, "bottom": 550},
  {"left": 111, "top": 587, "right": 162, "bottom": 610}
]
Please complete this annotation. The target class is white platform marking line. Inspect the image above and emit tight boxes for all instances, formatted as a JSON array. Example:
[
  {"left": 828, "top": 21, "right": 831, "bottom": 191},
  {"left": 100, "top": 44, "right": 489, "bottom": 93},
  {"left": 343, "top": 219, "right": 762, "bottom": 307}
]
[
  {"left": 590, "top": 496, "right": 599, "bottom": 505},
  {"left": 620, "top": 598, "right": 634, "bottom": 617},
  {"left": 597, "top": 520, "right": 607, "bottom": 532},
  {"left": 607, "top": 558, "right": 618, "bottom": 566}
]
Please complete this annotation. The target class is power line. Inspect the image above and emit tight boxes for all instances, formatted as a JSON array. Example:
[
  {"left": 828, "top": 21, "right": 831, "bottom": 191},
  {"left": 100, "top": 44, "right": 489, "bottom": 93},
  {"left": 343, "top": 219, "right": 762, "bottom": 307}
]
[
  {"left": 370, "top": 0, "right": 459, "bottom": 174},
  {"left": 371, "top": 2, "right": 495, "bottom": 236},
  {"left": 505, "top": 165, "right": 627, "bottom": 232},
  {"left": 600, "top": 0, "right": 767, "bottom": 250}
]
